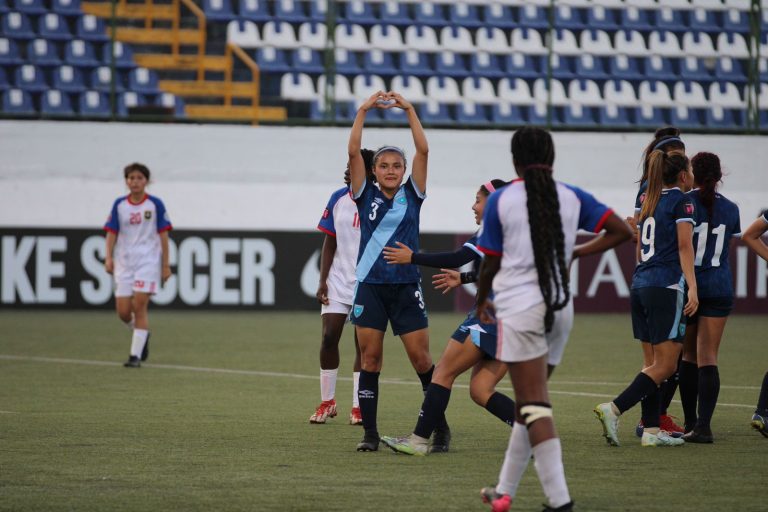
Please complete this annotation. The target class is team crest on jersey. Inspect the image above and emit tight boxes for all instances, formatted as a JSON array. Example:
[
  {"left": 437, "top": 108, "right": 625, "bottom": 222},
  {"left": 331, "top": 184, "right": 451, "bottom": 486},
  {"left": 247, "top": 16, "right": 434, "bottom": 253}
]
[
  {"left": 397, "top": 196, "right": 407, "bottom": 205},
  {"left": 353, "top": 304, "right": 364, "bottom": 317},
  {"left": 144, "top": 210, "right": 152, "bottom": 220},
  {"left": 322, "top": 208, "right": 330, "bottom": 219},
  {"left": 639, "top": 193, "right": 646, "bottom": 204},
  {"left": 684, "top": 202, "right": 694, "bottom": 215}
]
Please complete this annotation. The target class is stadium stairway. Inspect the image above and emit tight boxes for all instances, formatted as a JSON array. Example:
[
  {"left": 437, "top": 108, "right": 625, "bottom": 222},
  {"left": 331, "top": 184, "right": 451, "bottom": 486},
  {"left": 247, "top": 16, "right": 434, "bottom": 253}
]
[{"left": 80, "top": 0, "right": 285, "bottom": 122}]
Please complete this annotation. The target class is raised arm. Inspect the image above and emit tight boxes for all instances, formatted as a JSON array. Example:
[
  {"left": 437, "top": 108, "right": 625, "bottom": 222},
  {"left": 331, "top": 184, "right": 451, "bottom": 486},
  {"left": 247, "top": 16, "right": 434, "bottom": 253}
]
[
  {"left": 349, "top": 91, "right": 388, "bottom": 196},
  {"left": 389, "top": 92, "right": 428, "bottom": 193},
  {"left": 742, "top": 216, "right": 768, "bottom": 262}
]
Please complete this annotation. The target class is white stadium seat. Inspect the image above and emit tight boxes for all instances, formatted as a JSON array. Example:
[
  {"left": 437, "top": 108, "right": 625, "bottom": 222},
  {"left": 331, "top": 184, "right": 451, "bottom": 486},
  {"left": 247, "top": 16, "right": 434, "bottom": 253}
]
[
  {"left": 335, "top": 23, "right": 368, "bottom": 50},
  {"left": 533, "top": 78, "right": 568, "bottom": 105},
  {"left": 226, "top": 20, "right": 260, "bottom": 48},
  {"left": 603, "top": 79, "right": 638, "bottom": 106},
  {"left": 614, "top": 30, "right": 648, "bottom": 57},
  {"left": 391, "top": 75, "right": 427, "bottom": 103},
  {"left": 648, "top": 31, "right": 683, "bottom": 57},
  {"left": 568, "top": 79, "right": 604, "bottom": 106},
  {"left": 498, "top": 77, "right": 534, "bottom": 105},
  {"left": 262, "top": 21, "right": 299, "bottom": 49},
  {"left": 297, "top": 22, "right": 327, "bottom": 51},
  {"left": 462, "top": 76, "right": 497, "bottom": 104},
  {"left": 369, "top": 24, "right": 404, "bottom": 52},
  {"left": 352, "top": 74, "right": 387, "bottom": 102},
  {"left": 681, "top": 32, "right": 716, "bottom": 57},
  {"left": 638, "top": 80, "right": 674, "bottom": 107},
  {"left": 510, "top": 27, "right": 547, "bottom": 55},
  {"left": 404, "top": 25, "right": 438, "bottom": 52},
  {"left": 426, "top": 75, "right": 462, "bottom": 103},
  {"left": 475, "top": 27, "right": 510, "bottom": 54},
  {"left": 280, "top": 72, "right": 316, "bottom": 101},
  {"left": 673, "top": 81, "right": 708, "bottom": 107},
  {"left": 579, "top": 29, "right": 614, "bottom": 56},
  {"left": 709, "top": 81, "right": 743, "bottom": 108},
  {"left": 317, "top": 74, "right": 354, "bottom": 102},
  {"left": 440, "top": 26, "right": 475, "bottom": 53}
]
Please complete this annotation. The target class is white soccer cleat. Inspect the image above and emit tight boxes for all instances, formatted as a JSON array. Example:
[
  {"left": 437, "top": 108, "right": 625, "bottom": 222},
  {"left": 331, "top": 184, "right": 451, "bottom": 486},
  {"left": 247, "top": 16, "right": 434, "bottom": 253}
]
[
  {"left": 309, "top": 399, "right": 337, "bottom": 424},
  {"left": 641, "top": 430, "right": 685, "bottom": 447},
  {"left": 594, "top": 402, "right": 620, "bottom": 446}
]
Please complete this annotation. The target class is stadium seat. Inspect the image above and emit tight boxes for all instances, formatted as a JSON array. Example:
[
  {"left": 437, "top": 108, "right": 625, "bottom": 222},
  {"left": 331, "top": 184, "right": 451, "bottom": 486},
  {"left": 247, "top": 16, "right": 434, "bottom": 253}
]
[
  {"left": 103, "top": 42, "right": 136, "bottom": 69},
  {"left": 608, "top": 55, "right": 644, "bottom": 81},
  {"left": 65, "top": 39, "right": 99, "bottom": 67},
  {"left": 414, "top": 2, "right": 449, "bottom": 27},
  {"left": 381, "top": 101, "right": 408, "bottom": 122},
  {"left": 709, "top": 81, "right": 743, "bottom": 108},
  {"left": 614, "top": 30, "right": 648, "bottom": 56},
  {"left": 2, "top": 88, "right": 35, "bottom": 114},
  {"left": 681, "top": 31, "right": 716, "bottom": 57},
  {"left": 435, "top": 51, "right": 469, "bottom": 77},
  {"left": 307, "top": 0, "right": 326, "bottom": 22},
  {"left": 91, "top": 66, "right": 124, "bottom": 92},
  {"left": 674, "top": 80, "right": 708, "bottom": 107},
  {"left": 318, "top": 74, "right": 354, "bottom": 102},
  {"left": 482, "top": 3, "right": 515, "bottom": 30},
  {"left": 654, "top": 7, "right": 688, "bottom": 31},
  {"left": 297, "top": 22, "right": 326, "bottom": 50},
  {"left": 41, "top": 89, "right": 74, "bottom": 116},
  {"left": 648, "top": 31, "right": 683, "bottom": 57},
  {"left": 128, "top": 67, "right": 158, "bottom": 95},
  {"left": 14, "top": 64, "right": 46, "bottom": 92},
  {"left": 28, "top": 38, "right": 60, "bottom": 66},
  {"left": 156, "top": 92, "right": 185, "bottom": 117},
  {"left": 256, "top": 47, "right": 291, "bottom": 73},
  {"left": 644, "top": 55, "right": 678, "bottom": 81},
  {"left": 568, "top": 79, "right": 604, "bottom": 106},
  {"left": 690, "top": 7, "right": 721, "bottom": 32},
  {"left": 503, "top": 52, "right": 539, "bottom": 79},
  {"left": 498, "top": 77, "right": 534, "bottom": 105},
  {"left": 38, "top": 13, "right": 71, "bottom": 41},
  {"left": 203, "top": 0, "right": 236, "bottom": 22},
  {"left": 117, "top": 91, "right": 144, "bottom": 117},
  {"left": 334, "top": 48, "right": 362, "bottom": 74},
  {"left": 449, "top": 3, "right": 482, "bottom": 28},
  {"left": 490, "top": 102, "right": 525, "bottom": 125},
  {"left": 76, "top": 15, "right": 108, "bottom": 42},
  {"left": 379, "top": 1, "right": 411, "bottom": 26},
  {"left": 369, "top": 24, "right": 403, "bottom": 52},
  {"left": 390, "top": 74, "right": 426, "bottom": 103},
  {"left": 603, "top": 79, "right": 639, "bottom": 106},
  {"left": 552, "top": 29, "right": 580, "bottom": 56},
  {"left": 705, "top": 105, "right": 742, "bottom": 128},
  {"left": 679, "top": 56, "right": 713, "bottom": 81},
  {"left": 363, "top": 49, "right": 397, "bottom": 76},
  {"left": 440, "top": 26, "right": 474, "bottom": 53},
  {"left": 263, "top": 21, "right": 299, "bottom": 49},
  {"left": 274, "top": 0, "right": 307, "bottom": 23},
  {"left": 399, "top": 50, "right": 431, "bottom": 76},
  {"left": 639, "top": 80, "right": 673, "bottom": 107},
  {"left": 0, "top": 67, "right": 8, "bottom": 91},
  {"left": 352, "top": 73, "right": 386, "bottom": 102},
  {"left": 597, "top": 104, "right": 633, "bottom": 127},
  {"left": 2, "top": 12, "right": 35, "bottom": 39},
  {"left": 579, "top": 29, "right": 614, "bottom": 56},
  {"left": 334, "top": 23, "right": 367, "bottom": 50},
  {"left": 510, "top": 28, "right": 547, "bottom": 55},
  {"left": 469, "top": 52, "right": 504, "bottom": 78},
  {"left": 455, "top": 100, "right": 488, "bottom": 125},
  {"left": 556, "top": 5, "right": 586, "bottom": 29},
  {"left": 518, "top": 4, "right": 548, "bottom": 29},
  {"left": 404, "top": 25, "right": 438, "bottom": 52},
  {"left": 462, "top": 76, "right": 496, "bottom": 104},
  {"left": 280, "top": 72, "right": 316, "bottom": 101},
  {"left": 724, "top": 0, "right": 750, "bottom": 9},
  {"left": 533, "top": 78, "right": 568, "bottom": 106},
  {"left": 527, "top": 102, "right": 560, "bottom": 126},
  {"left": 575, "top": 55, "right": 610, "bottom": 80},
  {"left": 626, "top": 0, "right": 662, "bottom": 9},
  {"left": 0, "top": 0, "right": 7, "bottom": 13},
  {"left": 52, "top": 0, "right": 81, "bottom": 16},
  {"left": 475, "top": 27, "right": 509, "bottom": 54},
  {"left": 290, "top": 47, "right": 321, "bottom": 74},
  {"left": 0, "top": 38, "right": 22, "bottom": 65},
  {"left": 239, "top": 0, "right": 271, "bottom": 23},
  {"left": 426, "top": 75, "right": 461, "bottom": 104},
  {"left": 722, "top": 8, "right": 749, "bottom": 32},
  {"left": 52, "top": 65, "right": 85, "bottom": 93},
  {"left": 635, "top": 104, "right": 669, "bottom": 127},
  {"left": 586, "top": 6, "right": 619, "bottom": 30},
  {"left": 418, "top": 100, "right": 453, "bottom": 125},
  {"left": 345, "top": 1, "right": 377, "bottom": 25},
  {"left": 620, "top": 7, "right": 654, "bottom": 31},
  {"left": 227, "top": 20, "right": 261, "bottom": 48},
  {"left": 717, "top": 32, "right": 749, "bottom": 58},
  {"left": 13, "top": 0, "right": 46, "bottom": 15},
  {"left": 549, "top": 54, "right": 576, "bottom": 79},
  {"left": 78, "top": 89, "right": 110, "bottom": 116},
  {"left": 563, "top": 104, "right": 596, "bottom": 126},
  {"left": 760, "top": 57, "right": 768, "bottom": 82},
  {"left": 715, "top": 57, "right": 746, "bottom": 83},
  {"left": 669, "top": 106, "right": 703, "bottom": 128}
]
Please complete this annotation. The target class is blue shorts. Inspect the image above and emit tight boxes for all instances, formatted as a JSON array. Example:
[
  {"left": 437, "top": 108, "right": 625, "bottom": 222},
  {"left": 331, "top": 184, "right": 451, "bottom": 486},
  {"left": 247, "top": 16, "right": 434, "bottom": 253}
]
[
  {"left": 631, "top": 287, "right": 686, "bottom": 344},
  {"left": 351, "top": 282, "right": 428, "bottom": 336},
  {"left": 686, "top": 296, "right": 734, "bottom": 325},
  {"left": 451, "top": 312, "right": 497, "bottom": 361}
]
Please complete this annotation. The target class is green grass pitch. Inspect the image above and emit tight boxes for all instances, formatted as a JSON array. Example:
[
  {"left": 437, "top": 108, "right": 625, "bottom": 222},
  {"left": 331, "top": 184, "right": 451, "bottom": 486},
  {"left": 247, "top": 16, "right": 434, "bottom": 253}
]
[{"left": 1, "top": 311, "right": 766, "bottom": 511}]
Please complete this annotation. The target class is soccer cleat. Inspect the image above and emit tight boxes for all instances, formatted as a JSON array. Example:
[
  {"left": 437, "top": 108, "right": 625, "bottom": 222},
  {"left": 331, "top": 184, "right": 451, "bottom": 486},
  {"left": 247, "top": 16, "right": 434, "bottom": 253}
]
[
  {"left": 356, "top": 431, "right": 380, "bottom": 452},
  {"left": 309, "top": 399, "right": 337, "bottom": 424},
  {"left": 659, "top": 414, "right": 685, "bottom": 437},
  {"left": 123, "top": 355, "right": 141, "bottom": 368},
  {"left": 682, "top": 428, "right": 714, "bottom": 444},
  {"left": 381, "top": 435, "right": 428, "bottom": 456},
  {"left": 349, "top": 407, "right": 363, "bottom": 425},
  {"left": 430, "top": 424, "right": 451, "bottom": 453},
  {"left": 641, "top": 430, "right": 685, "bottom": 446},
  {"left": 480, "top": 486, "right": 511, "bottom": 512},
  {"left": 594, "top": 403, "right": 620, "bottom": 446},
  {"left": 542, "top": 501, "right": 574, "bottom": 511},
  {"left": 751, "top": 413, "right": 768, "bottom": 438},
  {"left": 140, "top": 332, "right": 150, "bottom": 361}
]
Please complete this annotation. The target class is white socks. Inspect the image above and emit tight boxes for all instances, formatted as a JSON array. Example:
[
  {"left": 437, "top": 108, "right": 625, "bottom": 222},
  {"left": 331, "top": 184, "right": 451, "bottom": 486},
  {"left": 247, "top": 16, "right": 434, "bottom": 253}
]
[
  {"left": 130, "top": 329, "right": 148, "bottom": 358},
  {"left": 496, "top": 422, "right": 532, "bottom": 496},
  {"left": 532, "top": 438, "right": 571, "bottom": 509},
  {"left": 352, "top": 371, "right": 360, "bottom": 407},
  {"left": 320, "top": 368, "right": 338, "bottom": 401}
]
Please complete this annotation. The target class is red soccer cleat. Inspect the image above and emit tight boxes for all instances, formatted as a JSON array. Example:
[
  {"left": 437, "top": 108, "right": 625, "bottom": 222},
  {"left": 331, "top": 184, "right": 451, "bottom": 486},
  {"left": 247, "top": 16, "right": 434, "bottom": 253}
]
[{"left": 309, "top": 399, "right": 337, "bottom": 424}]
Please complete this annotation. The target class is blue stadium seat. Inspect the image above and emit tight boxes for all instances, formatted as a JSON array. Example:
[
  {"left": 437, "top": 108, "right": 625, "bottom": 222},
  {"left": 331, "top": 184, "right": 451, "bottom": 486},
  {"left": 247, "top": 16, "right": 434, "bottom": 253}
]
[
  {"left": 575, "top": 55, "right": 609, "bottom": 80},
  {"left": 608, "top": 55, "right": 644, "bottom": 81},
  {"left": 399, "top": 50, "right": 432, "bottom": 76},
  {"left": 307, "top": 0, "right": 325, "bottom": 22},
  {"left": 469, "top": 52, "right": 504, "bottom": 78},
  {"left": 635, "top": 105, "right": 669, "bottom": 127},
  {"left": 620, "top": 7, "right": 654, "bottom": 31},
  {"left": 435, "top": 51, "right": 469, "bottom": 78},
  {"left": 117, "top": 91, "right": 146, "bottom": 117},
  {"left": 102, "top": 42, "right": 136, "bottom": 69},
  {"left": 760, "top": 57, "right": 768, "bottom": 82},
  {"left": 518, "top": 5, "right": 548, "bottom": 29},
  {"left": 28, "top": 38, "right": 61, "bottom": 66},
  {"left": 156, "top": 92, "right": 185, "bottom": 117},
  {"left": 0, "top": 0, "right": 8, "bottom": 13},
  {"left": 65, "top": 39, "right": 99, "bottom": 67},
  {"left": 91, "top": 66, "right": 124, "bottom": 92},
  {"left": 759, "top": 109, "right": 768, "bottom": 129},
  {"left": 689, "top": 7, "right": 721, "bottom": 33},
  {"left": 548, "top": 55, "right": 576, "bottom": 80},
  {"left": 363, "top": 49, "right": 397, "bottom": 76},
  {"left": 38, "top": 13, "right": 72, "bottom": 41},
  {"left": 128, "top": 67, "right": 159, "bottom": 94},
  {"left": 418, "top": 101, "right": 453, "bottom": 125},
  {"left": 679, "top": 56, "right": 714, "bottom": 82},
  {"left": 563, "top": 104, "right": 597, "bottom": 126},
  {"left": 449, "top": 3, "right": 482, "bottom": 28},
  {"left": 585, "top": 6, "right": 619, "bottom": 30},
  {"left": 344, "top": 1, "right": 377, "bottom": 25},
  {"left": 52, "top": 0, "right": 81, "bottom": 16},
  {"left": 490, "top": 103, "right": 525, "bottom": 125},
  {"left": 255, "top": 47, "right": 291, "bottom": 73},
  {"left": 455, "top": 100, "right": 488, "bottom": 125},
  {"left": 554, "top": 5, "right": 585, "bottom": 30},
  {"left": 715, "top": 57, "right": 746, "bottom": 83},
  {"left": 379, "top": 1, "right": 411, "bottom": 26},
  {"left": 722, "top": 8, "right": 749, "bottom": 33},
  {"left": 0, "top": 66, "right": 9, "bottom": 90},
  {"left": 670, "top": 106, "right": 703, "bottom": 129},
  {"left": 414, "top": 2, "right": 448, "bottom": 26},
  {"left": 290, "top": 47, "right": 323, "bottom": 73},
  {"left": 274, "top": 0, "right": 307, "bottom": 23},
  {"left": 597, "top": 105, "right": 633, "bottom": 127},
  {"left": 52, "top": 65, "right": 85, "bottom": 92},
  {"left": 644, "top": 55, "right": 678, "bottom": 81},
  {"left": 203, "top": 0, "right": 236, "bottom": 22},
  {"left": 14, "top": 64, "right": 47, "bottom": 92},
  {"left": 2, "top": 12, "right": 36, "bottom": 39},
  {"left": 0, "top": 37, "right": 23, "bottom": 65},
  {"left": 41, "top": 89, "right": 74, "bottom": 116},
  {"left": 2, "top": 88, "right": 35, "bottom": 114},
  {"left": 527, "top": 103, "right": 560, "bottom": 126},
  {"left": 13, "top": 0, "right": 46, "bottom": 15},
  {"left": 334, "top": 48, "right": 362, "bottom": 74},
  {"left": 76, "top": 15, "right": 108, "bottom": 42},
  {"left": 504, "top": 53, "right": 539, "bottom": 79},
  {"left": 78, "top": 90, "right": 110, "bottom": 116},
  {"left": 654, "top": 7, "right": 688, "bottom": 32},
  {"left": 239, "top": 0, "right": 272, "bottom": 23},
  {"left": 482, "top": 3, "right": 515, "bottom": 30},
  {"left": 705, "top": 106, "right": 742, "bottom": 129}
]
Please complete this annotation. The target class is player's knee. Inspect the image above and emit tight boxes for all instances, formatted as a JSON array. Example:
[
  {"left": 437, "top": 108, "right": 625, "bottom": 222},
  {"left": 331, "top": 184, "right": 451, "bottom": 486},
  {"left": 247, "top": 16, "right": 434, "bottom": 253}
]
[
  {"left": 411, "top": 355, "right": 432, "bottom": 374},
  {"left": 469, "top": 384, "right": 491, "bottom": 407},
  {"left": 320, "top": 331, "right": 341, "bottom": 352},
  {"left": 117, "top": 310, "right": 132, "bottom": 323},
  {"left": 361, "top": 353, "right": 382, "bottom": 371},
  {"left": 517, "top": 402, "right": 553, "bottom": 428}
]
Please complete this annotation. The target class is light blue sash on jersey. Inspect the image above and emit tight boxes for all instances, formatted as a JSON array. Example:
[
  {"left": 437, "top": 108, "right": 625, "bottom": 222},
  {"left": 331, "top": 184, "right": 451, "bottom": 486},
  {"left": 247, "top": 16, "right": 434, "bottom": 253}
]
[{"left": 356, "top": 186, "right": 408, "bottom": 282}]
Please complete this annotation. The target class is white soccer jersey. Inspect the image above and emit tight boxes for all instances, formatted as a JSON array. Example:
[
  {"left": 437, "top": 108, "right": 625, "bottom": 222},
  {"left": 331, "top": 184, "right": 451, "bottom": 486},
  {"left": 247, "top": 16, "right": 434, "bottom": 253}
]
[
  {"left": 318, "top": 187, "right": 360, "bottom": 305},
  {"left": 104, "top": 194, "right": 172, "bottom": 275},
  {"left": 478, "top": 179, "right": 612, "bottom": 319}
]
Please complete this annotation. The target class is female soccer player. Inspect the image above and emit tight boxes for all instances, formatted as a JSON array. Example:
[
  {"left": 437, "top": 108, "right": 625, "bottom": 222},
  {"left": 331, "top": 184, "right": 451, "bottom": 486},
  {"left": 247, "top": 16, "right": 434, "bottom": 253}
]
[
  {"left": 378, "top": 179, "right": 517, "bottom": 456},
  {"left": 104, "top": 163, "right": 172, "bottom": 368},
  {"left": 310, "top": 150, "right": 374, "bottom": 425},
  {"left": 595, "top": 150, "right": 698, "bottom": 447},
  {"left": 677, "top": 152, "right": 741, "bottom": 443},
  {"left": 740, "top": 209, "right": 768, "bottom": 438},
  {"left": 347, "top": 91, "right": 447, "bottom": 452},
  {"left": 476, "top": 127, "right": 631, "bottom": 512}
]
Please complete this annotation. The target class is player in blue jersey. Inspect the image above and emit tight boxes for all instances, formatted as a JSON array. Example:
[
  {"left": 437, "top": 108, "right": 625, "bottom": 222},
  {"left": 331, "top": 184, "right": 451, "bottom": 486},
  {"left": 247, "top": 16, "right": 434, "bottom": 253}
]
[
  {"left": 476, "top": 127, "right": 631, "bottom": 512},
  {"left": 676, "top": 152, "right": 742, "bottom": 443},
  {"left": 310, "top": 149, "right": 375, "bottom": 426},
  {"left": 595, "top": 150, "right": 698, "bottom": 447},
  {"left": 104, "top": 163, "right": 172, "bottom": 368},
  {"left": 740, "top": 209, "right": 768, "bottom": 438},
  {"left": 378, "top": 179, "right": 518, "bottom": 456},
  {"left": 347, "top": 91, "right": 447, "bottom": 452}
]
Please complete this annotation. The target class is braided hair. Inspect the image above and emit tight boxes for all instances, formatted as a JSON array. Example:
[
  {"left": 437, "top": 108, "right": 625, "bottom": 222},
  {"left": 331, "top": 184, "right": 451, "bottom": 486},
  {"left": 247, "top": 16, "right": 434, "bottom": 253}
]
[
  {"left": 639, "top": 150, "right": 691, "bottom": 221},
  {"left": 639, "top": 127, "right": 685, "bottom": 184},
  {"left": 691, "top": 152, "right": 722, "bottom": 221},
  {"left": 510, "top": 127, "right": 570, "bottom": 332}
]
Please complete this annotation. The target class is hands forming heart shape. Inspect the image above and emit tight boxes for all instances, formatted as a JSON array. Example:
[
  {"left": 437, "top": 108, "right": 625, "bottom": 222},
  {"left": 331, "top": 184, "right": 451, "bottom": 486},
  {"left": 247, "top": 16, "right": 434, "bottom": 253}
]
[{"left": 362, "top": 91, "right": 413, "bottom": 112}]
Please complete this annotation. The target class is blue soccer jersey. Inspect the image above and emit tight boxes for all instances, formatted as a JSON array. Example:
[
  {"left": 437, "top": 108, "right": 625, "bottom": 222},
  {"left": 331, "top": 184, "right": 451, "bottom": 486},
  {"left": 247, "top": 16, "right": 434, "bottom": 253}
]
[
  {"left": 353, "top": 177, "right": 424, "bottom": 284},
  {"left": 633, "top": 188, "right": 696, "bottom": 290},
  {"left": 688, "top": 189, "right": 741, "bottom": 298},
  {"left": 634, "top": 180, "right": 648, "bottom": 214}
]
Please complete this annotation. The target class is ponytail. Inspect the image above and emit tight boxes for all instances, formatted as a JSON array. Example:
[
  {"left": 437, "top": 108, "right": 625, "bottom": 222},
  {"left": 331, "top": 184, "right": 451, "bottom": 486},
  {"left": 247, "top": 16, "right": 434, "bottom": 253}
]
[{"left": 691, "top": 152, "right": 722, "bottom": 221}]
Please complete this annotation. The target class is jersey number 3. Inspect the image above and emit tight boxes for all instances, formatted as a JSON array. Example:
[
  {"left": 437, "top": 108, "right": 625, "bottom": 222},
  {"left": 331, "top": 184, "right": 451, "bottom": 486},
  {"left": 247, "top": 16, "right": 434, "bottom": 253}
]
[{"left": 368, "top": 202, "right": 379, "bottom": 221}]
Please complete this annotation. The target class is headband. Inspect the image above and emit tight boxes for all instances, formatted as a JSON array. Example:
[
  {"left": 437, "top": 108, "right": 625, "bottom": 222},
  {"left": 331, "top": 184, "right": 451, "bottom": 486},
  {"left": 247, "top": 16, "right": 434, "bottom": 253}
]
[
  {"left": 653, "top": 136, "right": 683, "bottom": 151},
  {"left": 374, "top": 145, "right": 406, "bottom": 160},
  {"left": 483, "top": 181, "right": 496, "bottom": 193}
]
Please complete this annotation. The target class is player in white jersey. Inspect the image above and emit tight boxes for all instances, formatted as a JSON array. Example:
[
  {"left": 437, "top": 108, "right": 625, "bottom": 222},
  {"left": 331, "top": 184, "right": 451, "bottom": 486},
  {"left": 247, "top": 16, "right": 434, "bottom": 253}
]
[
  {"left": 476, "top": 127, "right": 631, "bottom": 512},
  {"left": 104, "top": 163, "right": 172, "bottom": 368},
  {"left": 310, "top": 149, "right": 374, "bottom": 425}
]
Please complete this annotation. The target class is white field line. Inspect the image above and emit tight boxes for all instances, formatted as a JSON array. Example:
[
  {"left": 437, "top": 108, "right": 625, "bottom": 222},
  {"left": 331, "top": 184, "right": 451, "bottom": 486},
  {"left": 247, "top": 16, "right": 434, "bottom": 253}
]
[{"left": 0, "top": 354, "right": 758, "bottom": 409}]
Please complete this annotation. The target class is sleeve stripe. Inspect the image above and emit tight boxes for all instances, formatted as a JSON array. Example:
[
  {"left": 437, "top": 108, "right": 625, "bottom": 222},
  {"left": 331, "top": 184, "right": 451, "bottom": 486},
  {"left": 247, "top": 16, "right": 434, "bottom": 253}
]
[
  {"left": 676, "top": 218, "right": 695, "bottom": 224},
  {"left": 593, "top": 209, "right": 614, "bottom": 233},
  {"left": 104, "top": 226, "right": 118, "bottom": 233},
  {"left": 317, "top": 225, "right": 336, "bottom": 237},
  {"left": 463, "top": 242, "right": 484, "bottom": 257},
  {"left": 477, "top": 245, "right": 502, "bottom": 257},
  {"left": 158, "top": 225, "right": 172, "bottom": 233}
]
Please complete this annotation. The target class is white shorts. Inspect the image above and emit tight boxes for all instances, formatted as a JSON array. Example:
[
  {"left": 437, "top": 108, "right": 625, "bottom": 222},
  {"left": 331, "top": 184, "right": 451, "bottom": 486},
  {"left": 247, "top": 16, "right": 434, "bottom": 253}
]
[
  {"left": 546, "top": 300, "right": 574, "bottom": 366},
  {"left": 321, "top": 298, "right": 352, "bottom": 316},
  {"left": 114, "top": 263, "right": 160, "bottom": 297},
  {"left": 497, "top": 300, "right": 574, "bottom": 364}
]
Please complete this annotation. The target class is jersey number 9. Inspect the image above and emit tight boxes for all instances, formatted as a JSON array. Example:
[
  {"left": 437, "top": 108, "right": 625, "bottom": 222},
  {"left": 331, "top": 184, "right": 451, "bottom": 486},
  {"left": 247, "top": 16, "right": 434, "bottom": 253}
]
[{"left": 640, "top": 218, "right": 656, "bottom": 262}]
